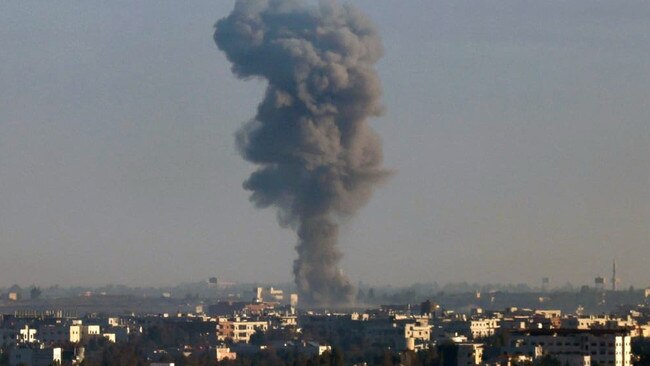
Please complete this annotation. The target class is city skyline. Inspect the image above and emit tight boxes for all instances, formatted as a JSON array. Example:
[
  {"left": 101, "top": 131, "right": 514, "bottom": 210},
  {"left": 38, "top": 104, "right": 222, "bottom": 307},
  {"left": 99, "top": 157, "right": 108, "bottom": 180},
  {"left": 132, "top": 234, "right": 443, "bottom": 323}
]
[{"left": 1, "top": 1, "right": 650, "bottom": 288}]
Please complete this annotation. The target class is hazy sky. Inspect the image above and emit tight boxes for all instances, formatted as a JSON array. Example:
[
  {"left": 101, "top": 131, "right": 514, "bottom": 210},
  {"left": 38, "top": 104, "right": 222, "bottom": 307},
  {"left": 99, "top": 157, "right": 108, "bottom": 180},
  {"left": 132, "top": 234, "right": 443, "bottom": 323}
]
[{"left": 1, "top": 1, "right": 649, "bottom": 289}]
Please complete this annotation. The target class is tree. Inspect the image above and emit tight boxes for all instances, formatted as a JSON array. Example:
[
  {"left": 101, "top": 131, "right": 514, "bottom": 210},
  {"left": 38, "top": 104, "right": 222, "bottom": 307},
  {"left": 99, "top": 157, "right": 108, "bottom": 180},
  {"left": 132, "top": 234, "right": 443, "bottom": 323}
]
[
  {"left": 632, "top": 337, "right": 650, "bottom": 366},
  {"left": 249, "top": 329, "right": 266, "bottom": 346},
  {"left": 438, "top": 341, "right": 458, "bottom": 366},
  {"left": 329, "top": 348, "right": 344, "bottom": 366},
  {"left": 535, "top": 355, "right": 561, "bottom": 366},
  {"left": 380, "top": 351, "right": 392, "bottom": 366},
  {"left": 417, "top": 347, "right": 440, "bottom": 366},
  {"left": 0, "top": 348, "right": 9, "bottom": 366}
]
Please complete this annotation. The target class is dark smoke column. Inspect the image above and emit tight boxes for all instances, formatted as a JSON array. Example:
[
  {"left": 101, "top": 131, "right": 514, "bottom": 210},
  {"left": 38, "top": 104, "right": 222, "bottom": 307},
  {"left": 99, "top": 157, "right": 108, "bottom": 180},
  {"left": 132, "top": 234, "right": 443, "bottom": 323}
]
[{"left": 215, "top": 0, "right": 388, "bottom": 306}]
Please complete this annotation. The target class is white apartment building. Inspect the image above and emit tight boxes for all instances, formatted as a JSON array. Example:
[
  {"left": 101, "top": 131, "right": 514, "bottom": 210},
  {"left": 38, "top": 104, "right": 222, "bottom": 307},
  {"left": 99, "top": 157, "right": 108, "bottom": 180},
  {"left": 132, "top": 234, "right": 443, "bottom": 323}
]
[
  {"left": 508, "top": 329, "right": 632, "bottom": 366},
  {"left": 404, "top": 319, "right": 431, "bottom": 342},
  {"left": 217, "top": 318, "right": 269, "bottom": 343},
  {"left": 0, "top": 326, "right": 37, "bottom": 347},
  {"left": 446, "top": 318, "right": 500, "bottom": 339},
  {"left": 19, "top": 326, "right": 37, "bottom": 343},
  {"left": 38, "top": 324, "right": 78, "bottom": 344},
  {"left": 82, "top": 324, "right": 101, "bottom": 339}
]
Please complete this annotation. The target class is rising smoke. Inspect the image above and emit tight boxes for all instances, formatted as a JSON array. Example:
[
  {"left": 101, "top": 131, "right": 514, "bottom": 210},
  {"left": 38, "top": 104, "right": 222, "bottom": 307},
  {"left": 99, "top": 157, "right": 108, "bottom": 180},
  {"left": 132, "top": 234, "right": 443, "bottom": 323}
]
[{"left": 215, "top": 0, "right": 388, "bottom": 306}]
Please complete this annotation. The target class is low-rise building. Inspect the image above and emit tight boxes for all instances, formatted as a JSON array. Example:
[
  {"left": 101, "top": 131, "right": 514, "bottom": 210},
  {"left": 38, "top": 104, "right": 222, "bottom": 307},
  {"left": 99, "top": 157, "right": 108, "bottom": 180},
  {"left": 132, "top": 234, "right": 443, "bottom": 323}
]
[
  {"left": 18, "top": 326, "right": 37, "bottom": 343},
  {"left": 445, "top": 318, "right": 500, "bottom": 339},
  {"left": 216, "top": 346, "right": 236, "bottom": 361}
]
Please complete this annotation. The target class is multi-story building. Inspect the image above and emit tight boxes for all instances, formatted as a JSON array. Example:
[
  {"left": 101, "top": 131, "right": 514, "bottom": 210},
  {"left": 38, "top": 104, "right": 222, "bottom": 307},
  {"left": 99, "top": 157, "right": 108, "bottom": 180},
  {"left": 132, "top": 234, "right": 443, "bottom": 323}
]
[
  {"left": 561, "top": 315, "right": 636, "bottom": 330},
  {"left": 445, "top": 318, "right": 500, "bottom": 339},
  {"left": 364, "top": 317, "right": 432, "bottom": 350},
  {"left": 38, "top": 321, "right": 101, "bottom": 344},
  {"left": 9, "top": 347, "right": 62, "bottom": 366},
  {"left": 217, "top": 318, "right": 268, "bottom": 343},
  {"left": 0, "top": 325, "right": 37, "bottom": 347},
  {"left": 38, "top": 324, "right": 78, "bottom": 344},
  {"left": 403, "top": 318, "right": 431, "bottom": 341},
  {"left": 82, "top": 324, "right": 101, "bottom": 339},
  {"left": 507, "top": 329, "right": 632, "bottom": 366}
]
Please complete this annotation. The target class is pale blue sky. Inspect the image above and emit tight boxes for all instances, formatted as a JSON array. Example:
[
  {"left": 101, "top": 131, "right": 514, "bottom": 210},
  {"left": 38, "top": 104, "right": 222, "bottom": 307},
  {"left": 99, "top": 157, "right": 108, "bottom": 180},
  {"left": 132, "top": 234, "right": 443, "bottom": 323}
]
[{"left": 1, "top": 1, "right": 649, "bottom": 288}]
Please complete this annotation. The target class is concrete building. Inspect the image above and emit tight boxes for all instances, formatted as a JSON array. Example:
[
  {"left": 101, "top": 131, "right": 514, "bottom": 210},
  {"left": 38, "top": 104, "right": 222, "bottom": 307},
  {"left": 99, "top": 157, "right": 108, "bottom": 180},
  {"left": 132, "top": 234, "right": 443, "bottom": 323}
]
[
  {"left": 507, "top": 329, "right": 632, "bottom": 366},
  {"left": 282, "top": 314, "right": 298, "bottom": 327},
  {"left": 364, "top": 317, "right": 432, "bottom": 350},
  {"left": 103, "top": 326, "right": 129, "bottom": 342},
  {"left": 304, "top": 342, "right": 331, "bottom": 356},
  {"left": 69, "top": 324, "right": 82, "bottom": 343},
  {"left": 82, "top": 324, "right": 101, "bottom": 340},
  {"left": 37, "top": 322, "right": 101, "bottom": 344},
  {"left": 445, "top": 318, "right": 500, "bottom": 339},
  {"left": 217, "top": 318, "right": 268, "bottom": 343},
  {"left": 561, "top": 315, "right": 636, "bottom": 330},
  {"left": 38, "top": 324, "right": 81, "bottom": 344},
  {"left": 0, "top": 326, "right": 37, "bottom": 347},
  {"left": 404, "top": 319, "right": 431, "bottom": 343},
  {"left": 18, "top": 326, "right": 37, "bottom": 343},
  {"left": 216, "top": 346, "right": 237, "bottom": 361},
  {"left": 9, "top": 347, "right": 62, "bottom": 366}
]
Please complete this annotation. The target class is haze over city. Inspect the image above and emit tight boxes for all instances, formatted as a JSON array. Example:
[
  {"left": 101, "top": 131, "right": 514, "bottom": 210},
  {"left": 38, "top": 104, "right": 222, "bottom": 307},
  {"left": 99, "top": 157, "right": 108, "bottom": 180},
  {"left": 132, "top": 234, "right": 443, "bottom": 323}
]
[{"left": 1, "top": 0, "right": 649, "bottom": 290}]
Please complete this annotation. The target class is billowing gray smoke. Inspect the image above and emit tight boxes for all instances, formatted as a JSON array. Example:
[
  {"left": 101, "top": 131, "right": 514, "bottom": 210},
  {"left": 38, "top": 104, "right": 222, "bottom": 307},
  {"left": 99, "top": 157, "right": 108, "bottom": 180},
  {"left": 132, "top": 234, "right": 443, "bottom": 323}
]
[{"left": 214, "top": 0, "right": 387, "bottom": 306}]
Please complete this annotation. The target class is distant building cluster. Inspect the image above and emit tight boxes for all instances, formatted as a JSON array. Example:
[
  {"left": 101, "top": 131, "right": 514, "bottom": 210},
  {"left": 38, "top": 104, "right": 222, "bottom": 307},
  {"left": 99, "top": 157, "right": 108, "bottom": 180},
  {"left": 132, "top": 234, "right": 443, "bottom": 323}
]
[{"left": 3, "top": 285, "right": 650, "bottom": 366}]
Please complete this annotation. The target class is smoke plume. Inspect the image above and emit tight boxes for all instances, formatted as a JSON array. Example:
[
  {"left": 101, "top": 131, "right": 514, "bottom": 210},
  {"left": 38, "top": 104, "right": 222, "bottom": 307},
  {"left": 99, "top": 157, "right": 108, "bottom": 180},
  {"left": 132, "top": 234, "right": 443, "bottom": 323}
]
[{"left": 215, "top": 0, "right": 388, "bottom": 306}]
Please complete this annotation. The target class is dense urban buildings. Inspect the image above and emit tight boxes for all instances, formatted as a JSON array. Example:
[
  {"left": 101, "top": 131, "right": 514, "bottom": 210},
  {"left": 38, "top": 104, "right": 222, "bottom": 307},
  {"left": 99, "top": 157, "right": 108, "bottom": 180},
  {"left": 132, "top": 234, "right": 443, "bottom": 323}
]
[{"left": 2, "top": 284, "right": 650, "bottom": 366}]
